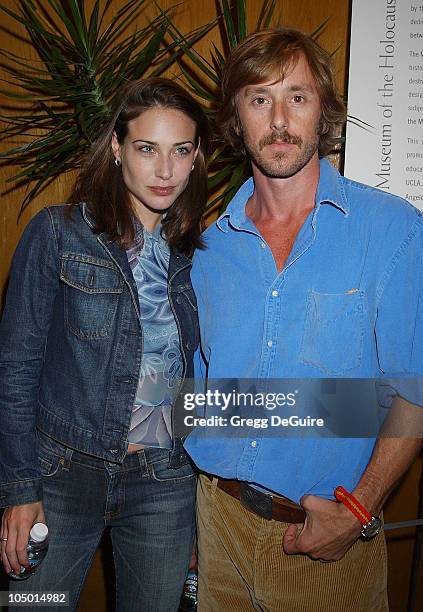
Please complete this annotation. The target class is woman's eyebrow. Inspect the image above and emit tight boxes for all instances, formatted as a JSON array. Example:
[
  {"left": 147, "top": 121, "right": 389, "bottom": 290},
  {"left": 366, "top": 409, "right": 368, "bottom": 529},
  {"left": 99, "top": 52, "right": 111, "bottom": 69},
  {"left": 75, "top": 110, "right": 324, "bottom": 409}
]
[{"left": 132, "top": 139, "right": 195, "bottom": 145}]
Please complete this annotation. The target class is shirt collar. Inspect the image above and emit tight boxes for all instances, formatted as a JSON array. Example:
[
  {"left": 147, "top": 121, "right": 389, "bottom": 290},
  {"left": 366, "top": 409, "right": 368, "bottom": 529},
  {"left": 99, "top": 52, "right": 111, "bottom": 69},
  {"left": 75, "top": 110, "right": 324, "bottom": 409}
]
[
  {"left": 316, "top": 157, "right": 349, "bottom": 216},
  {"left": 216, "top": 157, "right": 349, "bottom": 233},
  {"left": 128, "top": 217, "right": 168, "bottom": 259}
]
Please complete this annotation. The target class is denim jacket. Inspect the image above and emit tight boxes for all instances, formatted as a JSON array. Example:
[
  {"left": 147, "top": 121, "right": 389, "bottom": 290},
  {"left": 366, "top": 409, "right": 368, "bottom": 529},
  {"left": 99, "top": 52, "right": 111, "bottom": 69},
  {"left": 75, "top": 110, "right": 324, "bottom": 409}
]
[{"left": 0, "top": 204, "right": 199, "bottom": 507}]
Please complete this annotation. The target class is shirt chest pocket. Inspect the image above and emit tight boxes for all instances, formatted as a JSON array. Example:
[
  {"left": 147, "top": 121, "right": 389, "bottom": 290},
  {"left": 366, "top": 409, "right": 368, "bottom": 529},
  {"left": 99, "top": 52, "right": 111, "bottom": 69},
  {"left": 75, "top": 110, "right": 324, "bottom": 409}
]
[
  {"left": 299, "top": 291, "right": 365, "bottom": 375},
  {"left": 60, "top": 258, "right": 124, "bottom": 340}
]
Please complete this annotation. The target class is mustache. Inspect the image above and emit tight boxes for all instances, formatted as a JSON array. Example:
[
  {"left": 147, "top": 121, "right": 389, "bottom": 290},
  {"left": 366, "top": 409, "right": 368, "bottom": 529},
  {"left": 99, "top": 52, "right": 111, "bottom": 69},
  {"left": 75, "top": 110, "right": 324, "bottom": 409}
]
[{"left": 259, "top": 130, "right": 302, "bottom": 150}]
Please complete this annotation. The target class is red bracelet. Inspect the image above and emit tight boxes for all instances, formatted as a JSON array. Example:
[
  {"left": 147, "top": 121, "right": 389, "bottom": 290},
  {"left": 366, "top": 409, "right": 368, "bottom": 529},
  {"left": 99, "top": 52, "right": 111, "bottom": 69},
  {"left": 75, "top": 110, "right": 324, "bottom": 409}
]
[{"left": 334, "top": 485, "right": 372, "bottom": 525}]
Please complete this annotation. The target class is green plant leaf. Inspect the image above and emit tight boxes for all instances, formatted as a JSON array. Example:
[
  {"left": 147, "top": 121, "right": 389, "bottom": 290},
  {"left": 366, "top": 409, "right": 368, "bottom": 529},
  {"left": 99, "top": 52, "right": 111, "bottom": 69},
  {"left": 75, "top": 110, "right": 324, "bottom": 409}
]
[
  {"left": 165, "top": 18, "right": 219, "bottom": 84},
  {"left": 221, "top": 0, "right": 237, "bottom": 48},
  {"left": 310, "top": 18, "right": 330, "bottom": 41},
  {"left": 256, "top": 0, "right": 276, "bottom": 30},
  {"left": 0, "top": 0, "right": 215, "bottom": 210},
  {"left": 210, "top": 42, "right": 225, "bottom": 68},
  {"left": 178, "top": 66, "right": 216, "bottom": 103},
  {"left": 236, "top": 0, "right": 247, "bottom": 41}
]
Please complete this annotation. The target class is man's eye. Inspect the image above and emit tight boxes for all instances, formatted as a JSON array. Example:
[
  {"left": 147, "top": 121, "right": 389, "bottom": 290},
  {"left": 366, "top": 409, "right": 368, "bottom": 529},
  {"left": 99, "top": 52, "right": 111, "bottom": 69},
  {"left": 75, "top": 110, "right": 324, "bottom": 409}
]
[
  {"left": 293, "top": 95, "right": 304, "bottom": 103},
  {"left": 253, "top": 97, "right": 267, "bottom": 105}
]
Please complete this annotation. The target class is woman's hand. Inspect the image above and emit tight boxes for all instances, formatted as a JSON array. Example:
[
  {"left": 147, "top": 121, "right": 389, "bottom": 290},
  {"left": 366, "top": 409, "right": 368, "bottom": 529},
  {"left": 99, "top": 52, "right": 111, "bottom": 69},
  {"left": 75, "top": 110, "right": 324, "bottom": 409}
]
[{"left": 1, "top": 502, "right": 46, "bottom": 575}]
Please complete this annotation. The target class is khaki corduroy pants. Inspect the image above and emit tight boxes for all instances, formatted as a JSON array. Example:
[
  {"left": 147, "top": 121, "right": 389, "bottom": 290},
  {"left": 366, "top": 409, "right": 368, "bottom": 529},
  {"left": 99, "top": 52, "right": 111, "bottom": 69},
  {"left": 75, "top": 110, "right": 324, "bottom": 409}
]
[{"left": 197, "top": 474, "right": 388, "bottom": 612}]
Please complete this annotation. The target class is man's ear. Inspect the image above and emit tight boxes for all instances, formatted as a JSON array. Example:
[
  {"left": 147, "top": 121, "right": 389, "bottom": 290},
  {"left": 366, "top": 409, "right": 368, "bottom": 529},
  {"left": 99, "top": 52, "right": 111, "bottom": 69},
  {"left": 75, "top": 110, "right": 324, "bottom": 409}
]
[{"left": 111, "top": 131, "right": 121, "bottom": 163}]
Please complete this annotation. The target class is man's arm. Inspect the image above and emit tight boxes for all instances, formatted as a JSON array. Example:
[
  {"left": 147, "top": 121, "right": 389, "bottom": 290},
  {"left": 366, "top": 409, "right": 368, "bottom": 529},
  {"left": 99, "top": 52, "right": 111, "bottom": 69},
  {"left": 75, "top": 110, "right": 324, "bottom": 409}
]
[
  {"left": 283, "top": 396, "right": 423, "bottom": 561},
  {"left": 284, "top": 211, "right": 423, "bottom": 561}
]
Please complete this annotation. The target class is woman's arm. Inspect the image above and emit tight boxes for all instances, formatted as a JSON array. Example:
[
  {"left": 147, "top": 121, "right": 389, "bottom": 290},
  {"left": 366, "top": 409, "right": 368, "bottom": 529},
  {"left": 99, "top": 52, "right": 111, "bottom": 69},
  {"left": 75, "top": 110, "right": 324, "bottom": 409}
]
[
  {"left": 0, "top": 208, "right": 60, "bottom": 505},
  {"left": 0, "top": 208, "right": 60, "bottom": 574}
]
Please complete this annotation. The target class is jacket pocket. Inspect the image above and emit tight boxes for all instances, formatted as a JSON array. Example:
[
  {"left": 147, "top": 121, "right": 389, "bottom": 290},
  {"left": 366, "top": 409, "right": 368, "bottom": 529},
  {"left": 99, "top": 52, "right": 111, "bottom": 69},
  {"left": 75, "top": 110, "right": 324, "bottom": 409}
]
[
  {"left": 172, "top": 283, "right": 198, "bottom": 312},
  {"left": 60, "top": 257, "right": 124, "bottom": 339},
  {"left": 299, "top": 291, "right": 365, "bottom": 375}
]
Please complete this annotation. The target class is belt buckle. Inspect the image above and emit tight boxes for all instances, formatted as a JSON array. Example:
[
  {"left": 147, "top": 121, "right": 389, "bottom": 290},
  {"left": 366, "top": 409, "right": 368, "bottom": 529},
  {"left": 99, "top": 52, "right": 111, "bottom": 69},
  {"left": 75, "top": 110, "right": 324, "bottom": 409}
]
[{"left": 240, "top": 483, "right": 273, "bottom": 520}]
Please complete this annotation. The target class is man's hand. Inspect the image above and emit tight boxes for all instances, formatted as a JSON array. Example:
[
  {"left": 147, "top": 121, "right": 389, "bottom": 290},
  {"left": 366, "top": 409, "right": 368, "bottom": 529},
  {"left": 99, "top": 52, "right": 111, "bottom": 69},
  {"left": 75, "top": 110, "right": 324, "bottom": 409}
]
[
  {"left": 283, "top": 494, "right": 362, "bottom": 561},
  {"left": 1, "top": 502, "right": 46, "bottom": 575}
]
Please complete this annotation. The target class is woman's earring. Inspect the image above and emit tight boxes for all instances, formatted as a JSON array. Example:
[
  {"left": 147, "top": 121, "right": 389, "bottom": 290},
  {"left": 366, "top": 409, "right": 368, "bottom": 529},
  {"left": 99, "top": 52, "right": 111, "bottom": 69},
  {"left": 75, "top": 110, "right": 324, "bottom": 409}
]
[
  {"left": 191, "top": 163, "right": 195, "bottom": 171},
  {"left": 114, "top": 158, "right": 121, "bottom": 167}
]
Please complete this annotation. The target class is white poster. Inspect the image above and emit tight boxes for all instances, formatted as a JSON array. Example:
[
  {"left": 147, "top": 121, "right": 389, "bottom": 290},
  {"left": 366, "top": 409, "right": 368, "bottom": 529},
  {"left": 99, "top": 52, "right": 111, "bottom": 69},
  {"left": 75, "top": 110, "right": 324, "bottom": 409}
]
[{"left": 344, "top": 0, "right": 423, "bottom": 210}]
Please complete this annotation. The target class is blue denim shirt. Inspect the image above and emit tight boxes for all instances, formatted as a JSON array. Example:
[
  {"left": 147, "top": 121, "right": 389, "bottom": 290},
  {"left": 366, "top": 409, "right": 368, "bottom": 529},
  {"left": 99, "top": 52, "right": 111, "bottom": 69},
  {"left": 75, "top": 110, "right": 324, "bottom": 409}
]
[
  {"left": 185, "top": 158, "right": 423, "bottom": 503},
  {"left": 0, "top": 204, "right": 199, "bottom": 507}
]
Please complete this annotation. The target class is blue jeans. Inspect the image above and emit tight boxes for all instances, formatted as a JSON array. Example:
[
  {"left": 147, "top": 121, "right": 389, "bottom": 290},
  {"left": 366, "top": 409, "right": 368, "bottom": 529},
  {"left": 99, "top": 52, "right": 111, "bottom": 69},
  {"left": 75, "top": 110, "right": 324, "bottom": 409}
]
[{"left": 9, "top": 432, "right": 196, "bottom": 612}]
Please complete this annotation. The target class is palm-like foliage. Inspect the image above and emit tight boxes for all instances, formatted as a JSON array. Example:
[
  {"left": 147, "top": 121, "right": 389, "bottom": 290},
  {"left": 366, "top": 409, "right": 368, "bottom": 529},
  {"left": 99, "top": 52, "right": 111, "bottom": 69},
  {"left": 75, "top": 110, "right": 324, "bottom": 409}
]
[
  {"left": 165, "top": 0, "right": 280, "bottom": 213},
  {"left": 0, "top": 0, "right": 368, "bottom": 215},
  {"left": 169, "top": 0, "right": 368, "bottom": 215},
  {"left": 0, "top": 0, "right": 212, "bottom": 211}
]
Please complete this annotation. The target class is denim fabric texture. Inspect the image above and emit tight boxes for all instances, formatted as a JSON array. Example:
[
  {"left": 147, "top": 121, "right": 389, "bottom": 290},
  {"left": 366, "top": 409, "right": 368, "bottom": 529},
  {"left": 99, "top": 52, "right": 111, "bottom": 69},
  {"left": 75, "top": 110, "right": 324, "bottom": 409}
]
[
  {"left": 8, "top": 432, "right": 196, "bottom": 612},
  {"left": 186, "top": 158, "right": 423, "bottom": 503},
  {"left": 0, "top": 203, "right": 199, "bottom": 507}
]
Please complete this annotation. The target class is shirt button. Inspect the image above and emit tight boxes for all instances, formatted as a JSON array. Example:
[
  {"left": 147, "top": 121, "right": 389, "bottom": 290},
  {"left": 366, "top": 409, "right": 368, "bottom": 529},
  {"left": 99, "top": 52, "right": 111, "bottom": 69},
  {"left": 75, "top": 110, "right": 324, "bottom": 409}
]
[
  {"left": 272, "top": 290, "right": 279, "bottom": 297},
  {"left": 260, "top": 242, "right": 266, "bottom": 249},
  {"left": 251, "top": 440, "right": 257, "bottom": 448},
  {"left": 267, "top": 340, "right": 273, "bottom": 348}
]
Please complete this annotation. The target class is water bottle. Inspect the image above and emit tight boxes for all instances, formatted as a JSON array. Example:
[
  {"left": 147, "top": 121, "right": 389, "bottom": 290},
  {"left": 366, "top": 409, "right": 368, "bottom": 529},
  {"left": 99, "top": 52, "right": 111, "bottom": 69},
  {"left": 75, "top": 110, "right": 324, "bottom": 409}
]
[
  {"left": 9, "top": 523, "right": 49, "bottom": 580},
  {"left": 179, "top": 568, "right": 197, "bottom": 611}
]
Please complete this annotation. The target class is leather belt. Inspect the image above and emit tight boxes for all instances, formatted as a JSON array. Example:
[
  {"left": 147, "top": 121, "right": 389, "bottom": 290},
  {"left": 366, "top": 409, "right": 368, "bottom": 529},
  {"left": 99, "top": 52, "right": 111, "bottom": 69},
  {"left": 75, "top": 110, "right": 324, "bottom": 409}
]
[{"left": 208, "top": 476, "right": 306, "bottom": 523}]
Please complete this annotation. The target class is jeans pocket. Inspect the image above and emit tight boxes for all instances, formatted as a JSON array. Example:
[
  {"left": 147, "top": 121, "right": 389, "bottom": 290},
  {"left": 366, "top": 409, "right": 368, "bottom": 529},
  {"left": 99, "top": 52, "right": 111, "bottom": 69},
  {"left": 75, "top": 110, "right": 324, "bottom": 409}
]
[
  {"left": 36, "top": 433, "right": 66, "bottom": 478},
  {"left": 299, "top": 291, "right": 365, "bottom": 375},
  {"left": 37, "top": 451, "right": 63, "bottom": 478},
  {"left": 150, "top": 458, "right": 196, "bottom": 482},
  {"left": 37, "top": 455, "right": 61, "bottom": 477}
]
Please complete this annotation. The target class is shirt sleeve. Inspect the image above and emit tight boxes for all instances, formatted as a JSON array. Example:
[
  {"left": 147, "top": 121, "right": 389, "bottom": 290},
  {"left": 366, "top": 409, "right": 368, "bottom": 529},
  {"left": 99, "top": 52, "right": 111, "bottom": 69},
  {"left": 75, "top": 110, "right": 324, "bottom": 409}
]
[
  {"left": 0, "top": 208, "right": 60, "bottom": 506},
  {"left": 375, "top": 214, "right": 423, "bottom": 406}
]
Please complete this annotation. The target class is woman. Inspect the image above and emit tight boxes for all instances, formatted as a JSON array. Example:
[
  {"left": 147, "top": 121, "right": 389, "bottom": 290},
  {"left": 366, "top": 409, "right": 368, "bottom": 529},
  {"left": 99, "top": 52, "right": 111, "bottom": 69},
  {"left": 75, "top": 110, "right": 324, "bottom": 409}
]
[{"left": 0, "top": 77, "right": 209, "bottom": 611}]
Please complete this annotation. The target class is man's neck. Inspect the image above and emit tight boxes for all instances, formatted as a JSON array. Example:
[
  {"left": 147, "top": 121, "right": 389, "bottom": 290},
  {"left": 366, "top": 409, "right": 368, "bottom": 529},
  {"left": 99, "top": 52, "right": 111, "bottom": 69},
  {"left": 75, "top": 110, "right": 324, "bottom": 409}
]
[{"left": 246, "top": 155, "right": 320, "bottom": 224}]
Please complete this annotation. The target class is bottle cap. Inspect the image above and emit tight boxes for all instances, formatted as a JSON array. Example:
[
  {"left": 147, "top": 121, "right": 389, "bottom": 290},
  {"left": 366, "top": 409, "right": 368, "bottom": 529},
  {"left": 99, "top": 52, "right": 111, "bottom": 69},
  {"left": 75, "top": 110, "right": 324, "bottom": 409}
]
[{"left": 30, "top": 523, "right": 48, "bottom": 542}]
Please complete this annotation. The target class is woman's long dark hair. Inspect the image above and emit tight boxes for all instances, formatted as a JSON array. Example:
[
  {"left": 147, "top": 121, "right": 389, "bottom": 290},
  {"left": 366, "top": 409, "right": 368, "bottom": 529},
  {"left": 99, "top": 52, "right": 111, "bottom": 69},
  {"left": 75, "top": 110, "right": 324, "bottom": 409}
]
[{"left": 69, "top": 78, "right": 210, "bottom": 256}]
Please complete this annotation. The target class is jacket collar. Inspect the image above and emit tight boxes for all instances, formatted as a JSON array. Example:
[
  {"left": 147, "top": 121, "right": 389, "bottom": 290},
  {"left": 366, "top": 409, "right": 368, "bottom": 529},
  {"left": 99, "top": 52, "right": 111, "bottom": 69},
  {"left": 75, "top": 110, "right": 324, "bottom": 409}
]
[{"left": 79, "top": 202, "right": 191, "bottom": 274}]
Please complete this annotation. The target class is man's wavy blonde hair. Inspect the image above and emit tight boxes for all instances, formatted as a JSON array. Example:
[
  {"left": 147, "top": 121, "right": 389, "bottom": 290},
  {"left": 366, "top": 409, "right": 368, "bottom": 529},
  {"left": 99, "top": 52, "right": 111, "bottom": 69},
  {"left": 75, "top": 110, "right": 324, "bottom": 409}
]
[{"left": 219, "top": 28, "right": 347, "bottom": 157}]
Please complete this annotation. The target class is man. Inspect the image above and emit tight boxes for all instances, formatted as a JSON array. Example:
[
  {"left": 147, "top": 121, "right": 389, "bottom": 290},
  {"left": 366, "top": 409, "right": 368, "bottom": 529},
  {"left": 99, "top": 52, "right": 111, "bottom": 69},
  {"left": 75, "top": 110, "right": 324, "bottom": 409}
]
[{"left": 184, "top": 28, "right": 423, "bottom": 611}]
